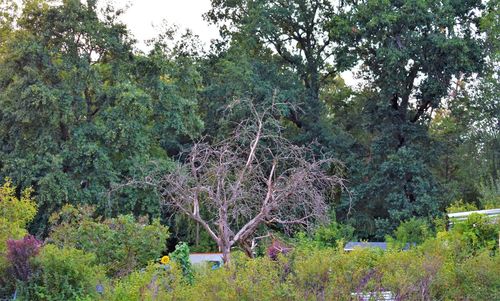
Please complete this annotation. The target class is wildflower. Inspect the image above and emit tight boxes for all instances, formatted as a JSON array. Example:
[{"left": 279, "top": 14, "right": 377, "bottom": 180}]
[{"left": 160, "top": 255, "right": 170, "bottom": 265}]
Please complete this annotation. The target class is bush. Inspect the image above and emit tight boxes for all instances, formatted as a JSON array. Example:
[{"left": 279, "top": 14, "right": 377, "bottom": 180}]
[
  {"left": 186, "top": 252, "right": 289, "bottom": 301},
  {"left": 446, "top": 199, "right": 478, "bottom": 213},
  {"left": 292, "top": 220, "right": 355, "bottom": 251},
  {"left": 378, "top": 249, "right": 444, "bottom": 300},
  {"left": 386, "top": 217, "right": 433, "bottom": 249},
  {"left": 327, "top": 248, "right": 383, "bottom": 301},
  {"left": 17, "top": 244, "right": 105, "bottom": 301},
  {"left": 312, "top": 221, "right": 355, "bottom": 248},
  {"left": 451, "top": 213, "right": 499, "bottom": 255},
  {"left": 0, "top": 178, "right": 37, "bottom": 254},
  {"left": 288, "top": 248, "right": 338, "bottom": 300},
  {"left": 98, "top": 239, "right": 500, "bottom": 301},
  {"left": 169, "top": 242, "right": 194, "bottom": 285},
  {"left": 451, "top": 251, "right": 500, "bottom": 300},
  {"left": 49, "top": 205, "right": 169, "bottom": 277},
  {"left": 104, "top": 262, "right": 185, "bottom": 301},
  {"left": 0, "top": 178, "right": 37, "bottom": 298},
  {"left": 6, "top": 235, "right": 41, "bottom": 282}
]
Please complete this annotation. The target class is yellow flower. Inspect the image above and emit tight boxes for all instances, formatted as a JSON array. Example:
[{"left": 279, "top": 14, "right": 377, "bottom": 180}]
[{"left": 160, "top": 255, "right": 170, "bottom": 265}]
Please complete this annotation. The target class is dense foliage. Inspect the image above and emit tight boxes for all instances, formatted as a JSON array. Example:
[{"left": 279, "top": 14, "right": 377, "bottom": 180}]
[
  {"left": 0, "top": 0, "right": 498, "bottom": 298},
  {"left": 0, "top": 190, "right": 499, "bottom": 299},
  {"left": 0, "top": 178, "right": 37, "bottom": 254},
  {"left": 48, "top": 205, "right": 170, "bottom": 277},
  {"left": 17, "top": 244, "right": 105, "bottom": 301},
  {"left": 0, "top": 0, "right": 201, "bottom": 235},
  {"left": 0, "top": 0, "right": 497, "bottom": 241}
]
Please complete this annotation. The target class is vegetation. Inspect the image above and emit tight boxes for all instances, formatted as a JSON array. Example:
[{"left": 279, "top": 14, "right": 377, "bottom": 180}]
[
  {"left": 48, "top": 205, "right": 170, "bottom": 277},
  {"left": 0, "top": 0, "right": 498, "bottom": 299}
]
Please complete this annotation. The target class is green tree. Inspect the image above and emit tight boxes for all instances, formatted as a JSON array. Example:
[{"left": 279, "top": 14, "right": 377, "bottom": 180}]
[
  {"left": 333, "top": 0, "right": 486, "bottom": 237},
  {"left": 206, "top": 0, "right": 356, "bottom": 143},
  {"left": 0, "top": 0, "right": 203, "bottom": 234}
]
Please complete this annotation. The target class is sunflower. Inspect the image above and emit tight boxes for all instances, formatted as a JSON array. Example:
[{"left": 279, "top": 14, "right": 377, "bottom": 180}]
[{"left": 160, "top": 255, "right": 170, "bottom": 265}]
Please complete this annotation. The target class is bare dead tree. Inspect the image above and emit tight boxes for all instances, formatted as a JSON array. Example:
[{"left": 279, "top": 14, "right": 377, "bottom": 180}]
[{"left": 142, "top": 104, "right": 345, "bottom": 264}]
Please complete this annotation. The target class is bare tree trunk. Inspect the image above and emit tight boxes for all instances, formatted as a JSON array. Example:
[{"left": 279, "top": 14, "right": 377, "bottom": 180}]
[
  {"left": 220, "top": 242, "right": 231, "bottom": 265},
  {"left": 195, "top": 223, "right": 199, "bottom": 248},
  {"left": 239, "top": 239, "right": 254, "bottom": 258}
]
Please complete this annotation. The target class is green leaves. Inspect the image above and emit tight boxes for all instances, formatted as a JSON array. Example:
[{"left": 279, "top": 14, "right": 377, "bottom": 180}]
[
  {"left": 17, "top": 244, "right": 105, "bottom": 301},
  {"left": 0, "top": 178, "right": 37, "bottom": 254},
  {"left": 49, "top": 205, "right": 170, "bottom": 277},
  {"left": 0, "top": 0, "right": 204, "bottom": 234}
]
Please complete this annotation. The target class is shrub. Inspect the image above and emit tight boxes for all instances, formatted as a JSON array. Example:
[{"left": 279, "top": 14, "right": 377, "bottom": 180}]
[
  {"left": 451, "top": 213, "right": 499, "bottom": 254},
  {"left": 452, "top": 251, "right": 500, "bottom": 300},
  {"left": 187, "top": 265, "right": 236, "bottom": 300},
  {"left": 6, "top": 235, "right": 41, "bottom": 282},
  {"left": 0, "top": 178, "right": 37, "bottom": 254},
  {"left": 292, "top": 220, "right": 355, "bottom": 251},
  {"left": 288, "top": 248, "right": 337, "bottom": 300},
  {"left": 446, "top": 199, "right": 478, "bottom": 213},
  {"left": 378, "top": 249, "right": 443, "bottom": 300},
  {"left": 17, "top": 244, "right": 105, "bottom": 301},
  {"left": 386, "top": 217, "right": 433, "bottom": 249},
  {"left": 104, "top": 262, "right": 185, "bottom": 301},
  {"left": 327, "top": 248, "right": 383, "bottom": 301},
  {"left": 287, "top": 247, "right": 382, "bottom": 301},
  {"left": 0, "top": 178, "right": 37, "bottom": 298},
  {"left": 169, "top": 242, "right": 194, "bottom": 285},
  {"left": 312, "top": 221, "right": 355, "bottom": 248},
  {"left": 98, "top": 241, "right": 499, "bottom": 300},
  {"left": 49, "top": 205, "right": 169, "bottom": 277},
  {"left": 230, "top": 252, "right": 290, "bottom": 301},
  {"left": 184, "top": 252, "right": 289, "bottom": 301}
]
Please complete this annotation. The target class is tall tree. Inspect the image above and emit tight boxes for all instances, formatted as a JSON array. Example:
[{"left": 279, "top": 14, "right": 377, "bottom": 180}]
[
  {"left": 333, "top": 0, "right": 486, "bottom": 236},
  {"left": 206, "top": 0, "right": 355, "bottom": 139},
  {"left": 0, "top": 0, "right": 202, "bottom": 234}
]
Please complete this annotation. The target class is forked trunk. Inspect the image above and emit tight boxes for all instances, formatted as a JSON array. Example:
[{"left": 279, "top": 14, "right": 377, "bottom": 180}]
[{"left": 221, "top": 243, "right": 231, "bottom": 265}]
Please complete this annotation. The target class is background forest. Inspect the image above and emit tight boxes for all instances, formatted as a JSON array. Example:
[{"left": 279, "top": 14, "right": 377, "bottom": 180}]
[
  {"left": 1, "top": 0, "right": 497, "bottom": 242},
  {"left": 0, "top": 0, "right": 499, "bottom": 300}
]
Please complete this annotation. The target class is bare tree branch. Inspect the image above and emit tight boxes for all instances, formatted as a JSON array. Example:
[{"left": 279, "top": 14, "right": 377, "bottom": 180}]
[{"left": 137, "top": 103, "right": 345, "bottom": 264}]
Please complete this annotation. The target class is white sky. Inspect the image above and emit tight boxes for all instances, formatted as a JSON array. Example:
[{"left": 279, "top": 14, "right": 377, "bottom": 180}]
[{"left": 112, "top": 0, "right": 219, "bottom": 51}]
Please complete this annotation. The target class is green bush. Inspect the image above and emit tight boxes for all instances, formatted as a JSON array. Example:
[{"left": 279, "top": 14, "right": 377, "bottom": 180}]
[
  {"left": 100, "top": 241, "right": 500, "bottom": 301},
  {"left": 378, "top": 249, "right": 443, "bottom": 300},
  {"left": 0, "top": 178, "right": 37, "bottom": 298},
  {"left": 386, "top": 217, "right": 433, "bottom": 249},
  {"left": 312, "top": 221, "right": 355, "bottom": 248},
  {"left": 451, "top": 213, "right": 499, "bottom": 255},
  {"left": 17, "top": 244, "right": 105, "bottom": 301},
  {"left": 3, "top": 203, "right": 496, "bottom": 301},
  {"left": 326, "top": 248, "right": 383, "bottom": 301},
  {"left": 451, "top": 251, "right": 500, "bottom": 300},
  {"left": 169, "top": 242, "right": 194, "bottom": 285},
  {"left": 185, "top": 252, "right": 289, "bottom": 301},
  {"left": 49, "top": 205, "right": 169, "bottom": 277},
  {"left": 104, "top": 263, "right": 185, "bottom": 301},
  {"left": 446, "top": 199, "right": 478, "bottom": 213},
  {"left": 287, "top": 248, "right": 339, "bottom": 300},
  {"left": 0, "top": 178, "right": 37, "bottom": 254},
  {"left": 292, "top": 220, "right": 355, "bottom": 251}
]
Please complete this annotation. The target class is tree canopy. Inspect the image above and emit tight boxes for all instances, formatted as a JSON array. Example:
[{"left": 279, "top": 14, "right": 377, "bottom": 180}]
[{"left": 0, "top": 0, "right": 497, "bottom": 242}]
